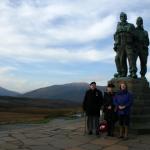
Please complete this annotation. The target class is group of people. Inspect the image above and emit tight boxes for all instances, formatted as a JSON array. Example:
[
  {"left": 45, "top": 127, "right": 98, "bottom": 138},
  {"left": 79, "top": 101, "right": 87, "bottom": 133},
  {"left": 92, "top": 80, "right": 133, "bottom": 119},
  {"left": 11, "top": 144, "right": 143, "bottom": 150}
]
[
  {"left": 114, "top": 12, "right": 149, "bottom": 79},
  {"left": 82, "top": 81, "right": 133, "bottom": 140}
]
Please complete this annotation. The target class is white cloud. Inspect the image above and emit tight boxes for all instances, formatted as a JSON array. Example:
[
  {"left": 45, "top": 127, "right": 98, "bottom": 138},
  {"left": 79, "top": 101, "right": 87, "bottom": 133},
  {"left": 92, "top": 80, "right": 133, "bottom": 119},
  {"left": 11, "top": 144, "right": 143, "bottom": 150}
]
[
  {"left": 0, "top": 65, "right": 51, "bottom": 92},
  {"left": 0, "top": 75, "right": 26, "bottom": 93},
  {"left": 146, "top": 72, "right": 150, "bottom": 81},
  {"left": 0, "top": 46, "right": 114, "bottom": 63},
  {"left": 0, "top": 74, "right": 52, "bottom": 93},
  {"left": 147, "top": 57, "right": 150, "bottom": 67},
  {"left": 74, "top": 74, "right": 110, "bottom": 86},
  {"left": 0, "top": 0, "right": 149, "bottom": 63},
  {"left": 46, "top": 15, "right": 116, "bottom": 43},
  {"left": 0, "top": 66, "right": 16, "bottom": 74},
  {"left": 0, "top": 0, "right": 117, "bottom": 64},
  {"left": 0, "top": 0, "right": 150, "bottom": 91},
  {"left": 0, "top": 66, "right": 26, "bottom": 92}
]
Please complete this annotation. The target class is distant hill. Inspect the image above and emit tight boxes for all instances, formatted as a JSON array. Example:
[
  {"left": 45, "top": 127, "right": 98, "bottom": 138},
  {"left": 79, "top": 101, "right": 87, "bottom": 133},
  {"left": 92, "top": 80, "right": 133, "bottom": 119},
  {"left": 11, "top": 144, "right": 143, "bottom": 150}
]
[
  {"left": 0, "top": 83, "right": 106, "bottom": 110},
  {"left": 0, "top": 87, "right": 20, "bottom": 97},
  {"left": 22, "top": 82, "right": 106, "bottom": 102}
]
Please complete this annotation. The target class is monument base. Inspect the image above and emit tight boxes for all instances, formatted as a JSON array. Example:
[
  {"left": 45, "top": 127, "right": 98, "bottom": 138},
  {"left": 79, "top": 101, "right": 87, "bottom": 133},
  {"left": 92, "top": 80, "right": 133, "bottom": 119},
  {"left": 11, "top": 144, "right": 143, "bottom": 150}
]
[{"left": 109, "top": 77, "right": 150, "bottom": 134}]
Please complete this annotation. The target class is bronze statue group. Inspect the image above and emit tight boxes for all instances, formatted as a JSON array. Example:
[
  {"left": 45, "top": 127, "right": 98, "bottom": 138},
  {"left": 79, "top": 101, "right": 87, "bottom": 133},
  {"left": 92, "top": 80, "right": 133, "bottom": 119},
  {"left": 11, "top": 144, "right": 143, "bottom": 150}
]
[
  {"left": 82, "top": 12, "right": 149, "bottom": 140},
  {"left": 114, "top": 12, "right": 149, "bottom": 79}
]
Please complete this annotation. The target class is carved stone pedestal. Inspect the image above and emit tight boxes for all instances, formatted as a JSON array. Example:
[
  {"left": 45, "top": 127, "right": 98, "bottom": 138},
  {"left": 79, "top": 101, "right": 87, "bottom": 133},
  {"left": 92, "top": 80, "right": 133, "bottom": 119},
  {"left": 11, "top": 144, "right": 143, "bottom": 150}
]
[{"left": 109, "top": 77, "right": 150, "bottom": 134}]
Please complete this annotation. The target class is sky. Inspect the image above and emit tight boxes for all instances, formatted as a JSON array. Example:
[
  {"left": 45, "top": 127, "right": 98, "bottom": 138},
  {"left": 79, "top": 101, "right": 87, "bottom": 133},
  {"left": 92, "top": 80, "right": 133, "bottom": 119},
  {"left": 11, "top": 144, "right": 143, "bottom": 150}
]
[{"left": 0, "top": 0, "right": 150, "bottom": 93}]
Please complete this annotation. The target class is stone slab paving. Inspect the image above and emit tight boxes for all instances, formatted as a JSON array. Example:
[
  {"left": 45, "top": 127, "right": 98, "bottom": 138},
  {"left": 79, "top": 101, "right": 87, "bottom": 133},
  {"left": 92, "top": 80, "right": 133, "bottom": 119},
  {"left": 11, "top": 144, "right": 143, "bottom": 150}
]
[{"left": 0, "top": 117, "right": 150, "bottom": 150}]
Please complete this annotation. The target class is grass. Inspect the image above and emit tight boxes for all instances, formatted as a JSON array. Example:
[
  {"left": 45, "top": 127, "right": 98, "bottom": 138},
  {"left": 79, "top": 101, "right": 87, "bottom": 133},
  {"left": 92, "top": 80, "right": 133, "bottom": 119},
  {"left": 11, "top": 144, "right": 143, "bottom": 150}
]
[{"left": 0, "top": 107, "right": 82, "bottom": 125}]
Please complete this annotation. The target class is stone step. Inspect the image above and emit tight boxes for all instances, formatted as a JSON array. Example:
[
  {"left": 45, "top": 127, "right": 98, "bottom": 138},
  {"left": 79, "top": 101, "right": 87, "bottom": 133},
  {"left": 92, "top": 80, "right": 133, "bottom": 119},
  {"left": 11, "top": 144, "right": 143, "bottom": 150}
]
[
  {"left": 132, "top": 106, "right": 150, "bottom": 115},
  {"left": 134, "top": 100, "right": 150, "bottom": 103},
  {"left": 132, "top": 89, "right": 150, "bottom": 93},
  {"left": 133, "top": 100, "right": 150, "bottom": 106},
  {"left": 141, "top": 89, "right": 150, "bottom": 92},
  {"left": 134, "top": 94, "right": 150, "bottom": 99},
  {"left": 135, "top": 98, "right": 150, "bottom": 102},
  {"left": 131, "top": 114, "right": 150, "bottom": 123},
  {"left": 130, "top": 122, "right": 150, "bottom": 134}
]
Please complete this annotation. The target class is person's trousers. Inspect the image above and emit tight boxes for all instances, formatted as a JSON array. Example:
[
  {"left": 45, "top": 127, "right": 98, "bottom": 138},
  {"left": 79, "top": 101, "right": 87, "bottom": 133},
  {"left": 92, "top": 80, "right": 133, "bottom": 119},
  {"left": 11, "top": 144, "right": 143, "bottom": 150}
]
[
  {"left": 115, "top": 45, "right": 137, "bottom": 76},
  {"left": 107, "top": 119, "right": 114, "bottom": 135},
  {"left": 87, "top": 116, "right": 99, "bottom": 133},
  {"left": 135, "top": 50, "right": 148, "bottom": 76}
]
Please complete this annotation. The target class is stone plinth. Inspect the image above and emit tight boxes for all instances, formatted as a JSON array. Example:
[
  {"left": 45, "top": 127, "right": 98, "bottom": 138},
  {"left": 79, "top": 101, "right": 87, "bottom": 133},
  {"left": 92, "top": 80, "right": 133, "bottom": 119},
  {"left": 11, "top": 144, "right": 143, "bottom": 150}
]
[
  {"left": 109, "top": 77, "right": 149, "bottom": 93},
  {"left": 109, "top": 77, "right": 150, "bottom": 134}
]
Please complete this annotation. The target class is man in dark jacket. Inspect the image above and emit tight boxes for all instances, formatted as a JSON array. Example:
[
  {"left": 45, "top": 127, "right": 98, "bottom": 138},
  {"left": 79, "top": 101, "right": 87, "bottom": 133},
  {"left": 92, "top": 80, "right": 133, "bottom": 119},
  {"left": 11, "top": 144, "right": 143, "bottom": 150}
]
[{"left": 82, "top": 82, "right": 103, "bottom": 135}]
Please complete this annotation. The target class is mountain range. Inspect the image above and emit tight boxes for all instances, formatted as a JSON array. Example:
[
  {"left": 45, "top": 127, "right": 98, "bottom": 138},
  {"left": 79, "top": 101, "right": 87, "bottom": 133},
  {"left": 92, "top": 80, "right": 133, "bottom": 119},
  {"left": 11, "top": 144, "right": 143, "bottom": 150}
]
[
  {"left": 0, "top": 87, "right": 20, "bottom": 97},
  {"left": 22, "top": 82, "right": 106, "bottom": 102},
  {"left": 0, "top": 82, "right": 106, "bottom": 103}
]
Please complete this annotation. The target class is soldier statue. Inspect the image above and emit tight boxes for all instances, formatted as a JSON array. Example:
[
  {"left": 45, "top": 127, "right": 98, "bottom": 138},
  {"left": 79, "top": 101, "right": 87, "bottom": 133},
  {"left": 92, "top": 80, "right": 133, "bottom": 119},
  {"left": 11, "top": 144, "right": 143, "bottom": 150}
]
[
  {"left": 114, "top": 12, "right": 137, "bottom": 78},
  {"left": 134, "top": 17, "right": 149, "bottom": 79}
]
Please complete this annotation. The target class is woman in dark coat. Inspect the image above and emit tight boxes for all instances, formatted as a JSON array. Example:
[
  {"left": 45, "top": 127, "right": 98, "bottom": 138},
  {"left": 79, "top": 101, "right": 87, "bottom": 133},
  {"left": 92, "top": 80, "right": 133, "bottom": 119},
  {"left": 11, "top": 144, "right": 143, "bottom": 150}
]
[
  {"left": 82, "top": 82, "right": 103, "bottom": 135},
  {"left": 103, "top": 83, "right": 116, "bottom": 136}
]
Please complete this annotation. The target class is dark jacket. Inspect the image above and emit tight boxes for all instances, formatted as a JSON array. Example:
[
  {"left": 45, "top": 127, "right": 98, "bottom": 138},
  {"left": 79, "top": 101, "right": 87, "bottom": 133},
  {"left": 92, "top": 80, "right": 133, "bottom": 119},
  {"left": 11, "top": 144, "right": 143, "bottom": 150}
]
[
  {"left": 103, "top": 92, "right": 116, "bottom": 120},
  {"left": 103, "top": 92, "right": 115, "bottom": 113},
  {"left": 113, "top": 90, "right": 133, "bottom": 115},
  {"left": 82, "top": 88, "right": 103, "bottom": 116}
]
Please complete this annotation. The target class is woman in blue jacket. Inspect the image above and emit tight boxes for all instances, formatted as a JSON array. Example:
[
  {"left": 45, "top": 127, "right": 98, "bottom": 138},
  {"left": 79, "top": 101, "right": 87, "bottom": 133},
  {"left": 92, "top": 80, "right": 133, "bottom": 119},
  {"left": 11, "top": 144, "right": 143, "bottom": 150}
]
[{"left": 114, "top": 82, "right": 133, "bottom": 140}]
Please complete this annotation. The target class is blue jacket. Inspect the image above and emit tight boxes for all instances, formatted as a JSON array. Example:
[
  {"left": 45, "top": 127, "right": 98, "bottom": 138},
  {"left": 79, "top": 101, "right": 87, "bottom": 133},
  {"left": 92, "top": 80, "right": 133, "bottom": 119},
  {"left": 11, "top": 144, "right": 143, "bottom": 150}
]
[{"left": 113, "top": 90, "right": 133, "bottom": 115}]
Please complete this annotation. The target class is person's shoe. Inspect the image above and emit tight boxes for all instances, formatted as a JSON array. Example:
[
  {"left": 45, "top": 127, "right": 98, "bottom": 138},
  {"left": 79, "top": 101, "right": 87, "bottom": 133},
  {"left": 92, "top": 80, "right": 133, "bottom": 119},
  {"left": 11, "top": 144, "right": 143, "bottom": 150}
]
[
  {"left": 128, "top": 74, "right": 132, "bottom": 78},
  {"left": 88, "top": 131, "right": 93, "bottom": 135},
  {"left": 128, "top": 73, "right": 137, "bottom": 79},
  {"left": 141, "top": 75, "right": 146, "bottom": 80},
  {"left": 131, "top": 73, "right": 137, "bottom": 79},
  {"left": 114, "top": 73, "right": 121, "bottom": 78}
]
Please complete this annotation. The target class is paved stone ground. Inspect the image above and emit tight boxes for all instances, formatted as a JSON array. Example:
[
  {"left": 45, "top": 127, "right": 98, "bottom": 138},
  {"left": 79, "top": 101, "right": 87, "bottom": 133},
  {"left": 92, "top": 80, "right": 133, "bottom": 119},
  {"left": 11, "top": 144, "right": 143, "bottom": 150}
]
[{"left": 0, "top": 117, "right": 150, "bottom": 150}]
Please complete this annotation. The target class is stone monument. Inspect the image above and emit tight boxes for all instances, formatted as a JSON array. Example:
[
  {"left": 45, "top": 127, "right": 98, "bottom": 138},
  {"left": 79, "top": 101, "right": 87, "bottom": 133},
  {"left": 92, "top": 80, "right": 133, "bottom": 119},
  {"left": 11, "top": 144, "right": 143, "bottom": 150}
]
[{"left": 109, "top": 12, "right": 150, "bottom": 134}]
